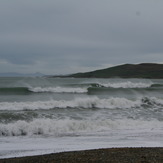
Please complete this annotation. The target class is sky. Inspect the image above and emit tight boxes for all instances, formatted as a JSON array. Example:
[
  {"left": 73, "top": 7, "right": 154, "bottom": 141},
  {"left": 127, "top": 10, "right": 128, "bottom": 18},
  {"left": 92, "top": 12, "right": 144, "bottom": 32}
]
[{"left": 0, "top": 0, "right": 163, "bottom": 75}]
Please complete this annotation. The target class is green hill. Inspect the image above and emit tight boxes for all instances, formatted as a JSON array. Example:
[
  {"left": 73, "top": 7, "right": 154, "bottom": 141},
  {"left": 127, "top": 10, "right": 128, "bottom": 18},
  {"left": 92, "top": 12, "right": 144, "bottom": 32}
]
[{"left": 67, "top": 63, "right": 163, "bottom": 78}]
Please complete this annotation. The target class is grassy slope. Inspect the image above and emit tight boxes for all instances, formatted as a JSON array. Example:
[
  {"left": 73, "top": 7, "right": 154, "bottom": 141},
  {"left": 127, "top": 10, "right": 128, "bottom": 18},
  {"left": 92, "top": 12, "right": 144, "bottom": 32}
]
[{"left": 69, "top": 63, "right": 163, "bottom": 78}]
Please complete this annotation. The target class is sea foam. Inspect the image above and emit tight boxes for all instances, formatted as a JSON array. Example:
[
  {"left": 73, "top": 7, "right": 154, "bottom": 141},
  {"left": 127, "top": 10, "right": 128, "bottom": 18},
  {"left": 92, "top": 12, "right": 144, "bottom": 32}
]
[
  {"left": 99, "top": 81, "right": 152, "bottom": 88},
  {"left": 29, "top": 86, "right": 88, "bottom": 93},
  {"left": 0, "top": 118, "right": 162, "bottom": 137},
  {"left": 0, "top": 96, "right": 162, "bottom": 111}
]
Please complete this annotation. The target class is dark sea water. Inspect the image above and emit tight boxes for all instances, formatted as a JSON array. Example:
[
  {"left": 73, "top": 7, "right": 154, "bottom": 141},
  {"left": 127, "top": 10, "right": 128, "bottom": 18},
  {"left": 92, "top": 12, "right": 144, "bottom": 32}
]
[{"left": 0, "top": 77, "right": 163, "bottom": 158}]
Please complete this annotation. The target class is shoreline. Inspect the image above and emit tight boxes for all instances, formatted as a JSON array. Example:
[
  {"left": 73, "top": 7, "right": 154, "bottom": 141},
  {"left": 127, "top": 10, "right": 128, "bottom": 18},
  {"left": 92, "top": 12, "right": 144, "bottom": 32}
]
[{"left": 0, "top": 147, "right": 162, "bottom": 163}]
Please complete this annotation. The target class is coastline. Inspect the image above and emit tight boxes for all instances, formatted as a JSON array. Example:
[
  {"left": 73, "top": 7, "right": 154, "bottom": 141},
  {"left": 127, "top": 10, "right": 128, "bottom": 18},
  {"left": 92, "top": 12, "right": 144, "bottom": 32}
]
[{"left": 0, "top": 147, "right": 162, "bottom": 163}]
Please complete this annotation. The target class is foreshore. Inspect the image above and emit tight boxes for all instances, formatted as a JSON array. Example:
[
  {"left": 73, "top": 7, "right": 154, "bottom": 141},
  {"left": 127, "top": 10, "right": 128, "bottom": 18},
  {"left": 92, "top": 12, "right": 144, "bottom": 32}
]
[{"left": 0, "top": 147, "right": 162, "bottom": 163}]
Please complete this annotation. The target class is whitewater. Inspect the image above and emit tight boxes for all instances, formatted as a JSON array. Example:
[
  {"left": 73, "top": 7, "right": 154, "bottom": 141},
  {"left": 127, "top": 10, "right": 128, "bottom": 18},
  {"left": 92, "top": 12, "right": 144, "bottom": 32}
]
[{"left": 0, "top": 77, "right": 162, "bottom": 158}]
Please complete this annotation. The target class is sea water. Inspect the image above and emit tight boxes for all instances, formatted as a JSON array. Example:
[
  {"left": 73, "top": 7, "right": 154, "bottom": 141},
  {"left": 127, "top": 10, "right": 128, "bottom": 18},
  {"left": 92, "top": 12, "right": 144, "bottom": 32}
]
[{"left": 0, "top": 77, "right": 162, "bottom": 158}]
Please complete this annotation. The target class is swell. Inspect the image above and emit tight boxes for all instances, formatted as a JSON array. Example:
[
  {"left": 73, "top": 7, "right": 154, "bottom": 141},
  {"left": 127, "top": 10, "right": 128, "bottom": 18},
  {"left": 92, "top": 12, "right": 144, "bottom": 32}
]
[
  {"left": 0, "top": 111, "right": 38, "bottom": 123},
  {"left": 68, "top": 81, "right": 154, "bottom": 88},
  {"left": 151, "top": 84, "right": 163, "bottom": 87},
  {"left": 0, "top": 87, "right": 31, "bottom": 95},
  {"left": 87, "top": 86, "right": 163, "bottom": 94},
  {"left": 87, "top": 82, "right": 163, "bottom": 94},
  {"left": 0, "top": 86, "right": 88, "bottom": 94},
  {"left": 0, "top": 82, "right": 162, "bottom": 95},
  {"left": 89, "top": 81, "right": 156, "bottom": 88}
]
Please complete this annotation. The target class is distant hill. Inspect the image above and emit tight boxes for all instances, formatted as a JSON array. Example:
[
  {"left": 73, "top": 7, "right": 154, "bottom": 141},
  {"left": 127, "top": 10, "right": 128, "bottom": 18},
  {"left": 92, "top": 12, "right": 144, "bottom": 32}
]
[
  {"left": 0, "top": 72, "right": 44, "bottom": 77},
  {"left": 66, "top": 63, "right": 163, "bottom": 78}
]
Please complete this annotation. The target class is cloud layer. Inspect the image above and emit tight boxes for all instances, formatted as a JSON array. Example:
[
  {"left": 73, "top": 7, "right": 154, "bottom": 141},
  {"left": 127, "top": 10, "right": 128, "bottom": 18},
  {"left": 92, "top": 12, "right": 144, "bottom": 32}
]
[{"left": 0, "top": 0, "right": 163, "bottom": 74}]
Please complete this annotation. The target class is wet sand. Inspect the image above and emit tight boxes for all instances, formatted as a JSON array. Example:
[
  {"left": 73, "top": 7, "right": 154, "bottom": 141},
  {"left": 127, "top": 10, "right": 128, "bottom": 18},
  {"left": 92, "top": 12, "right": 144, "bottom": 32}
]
[{"left": 0, "top": 147, "right": 162, "bottom": 163}]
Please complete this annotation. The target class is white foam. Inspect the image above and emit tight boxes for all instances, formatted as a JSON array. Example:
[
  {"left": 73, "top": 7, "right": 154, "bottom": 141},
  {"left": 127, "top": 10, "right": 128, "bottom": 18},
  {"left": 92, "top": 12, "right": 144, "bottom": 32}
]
[
  {"left": 100, "top": 81, "right": 152, "bottom": 88},
  {"left": 1, "top": 118, "right": 162, "bottom": 137},
  {"left": 1, "top": 96, "right": 163, "bottom": 111},
  {"left": 1, "top": 126, "right": 163, "bottom": 159},
  {"left": 0, "top": 97, "right": 141, "bottom": 111},
  {"left": 29, "top": 86, "right": 87, "bottom": 93}
]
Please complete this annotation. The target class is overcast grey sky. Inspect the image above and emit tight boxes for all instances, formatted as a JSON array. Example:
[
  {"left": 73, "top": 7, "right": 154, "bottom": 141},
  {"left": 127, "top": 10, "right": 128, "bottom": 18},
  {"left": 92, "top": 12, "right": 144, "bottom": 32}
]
[{"left": 0, "top": 0, "right": 163, "bottom": 75}]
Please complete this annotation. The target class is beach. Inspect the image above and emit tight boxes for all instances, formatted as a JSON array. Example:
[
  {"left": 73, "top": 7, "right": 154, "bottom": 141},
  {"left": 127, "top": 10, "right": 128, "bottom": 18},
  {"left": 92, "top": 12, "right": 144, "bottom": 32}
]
[
  {"left": 1, "top": 0, "right": 163, "bottom": 161},
  {"left": 0, "top": 147, "right": 163, "bottom": 163}
]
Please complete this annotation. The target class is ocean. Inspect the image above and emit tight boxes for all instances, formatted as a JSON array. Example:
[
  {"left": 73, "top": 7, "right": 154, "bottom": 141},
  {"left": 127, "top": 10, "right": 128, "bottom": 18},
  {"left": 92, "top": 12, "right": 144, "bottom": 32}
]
[{"left": 0, "top": 77, "right": 163, "bottom": 158}]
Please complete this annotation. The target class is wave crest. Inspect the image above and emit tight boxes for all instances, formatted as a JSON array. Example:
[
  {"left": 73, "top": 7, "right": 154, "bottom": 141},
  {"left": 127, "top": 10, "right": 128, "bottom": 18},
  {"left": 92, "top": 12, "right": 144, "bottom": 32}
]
[
  {"left": 0, "top": 97, "right": 163, "bottom": 111},
  {"left": 0, "top": 118, "right": 162, "bottom": 137},
  {"left": 29, "top": 86, "right": 87, "bottom": 93},
  {"left": 98, "top": 81, "right": 152, "bottom": 88}
]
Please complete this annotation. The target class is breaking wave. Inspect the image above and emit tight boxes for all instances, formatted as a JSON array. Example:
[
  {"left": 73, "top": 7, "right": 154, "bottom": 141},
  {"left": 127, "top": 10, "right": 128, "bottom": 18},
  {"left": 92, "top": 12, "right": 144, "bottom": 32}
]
[
  {"left": 0, "top": 96, "right": 163, "bottom": 111},
  {"left": 0, "top": 118, "right": 162, "bottom": 137},
  {"left": 95, "top": 81, "right": 153, "bottom": 88},
  {"left": 0, "top": 81, "right": 161, "bottom": 95},
  {"left": 0, "top": 86, "right": 88, "bottom": 94},
  {"left": 29, "top": 86, "right": 88, "bottom": 93}
]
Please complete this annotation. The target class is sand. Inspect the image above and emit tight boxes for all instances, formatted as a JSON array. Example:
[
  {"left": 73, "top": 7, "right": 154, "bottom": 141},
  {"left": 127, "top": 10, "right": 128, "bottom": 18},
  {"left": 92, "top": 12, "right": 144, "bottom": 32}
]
[{"left": 0, "top": 147, "right": 162, "bottom": 163}]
